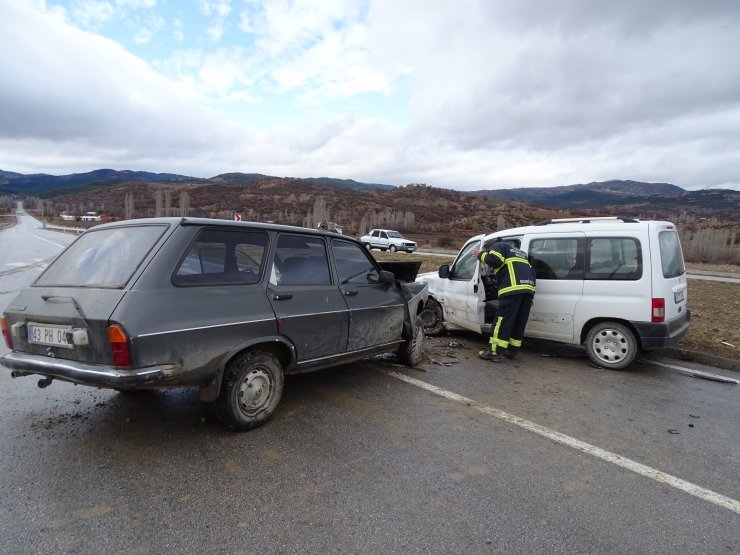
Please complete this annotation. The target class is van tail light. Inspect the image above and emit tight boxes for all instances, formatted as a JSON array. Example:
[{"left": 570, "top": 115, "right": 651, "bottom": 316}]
[
  {"left": 1, "top": 317, "right": 12, "bottom": 350},
  {"left": 108, "top": 324, "right": 132, "bottom": 367},
  {"left": 652, "top": 298, "right": 665, "bottom": 323}
]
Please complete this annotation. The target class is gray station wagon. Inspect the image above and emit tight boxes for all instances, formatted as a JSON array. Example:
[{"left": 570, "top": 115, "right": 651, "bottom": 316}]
[{"left": 0, "top": 218, "right": 428, "bottom": 430}]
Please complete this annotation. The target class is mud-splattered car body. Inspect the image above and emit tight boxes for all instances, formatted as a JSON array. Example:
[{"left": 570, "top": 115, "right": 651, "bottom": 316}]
[{"left": 1, "top": 218, "right": 427, "bottom": 429}]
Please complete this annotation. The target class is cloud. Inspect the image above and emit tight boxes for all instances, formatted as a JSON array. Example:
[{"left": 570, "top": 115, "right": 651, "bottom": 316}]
[
  {"left": 0, "top": 1, "right": 251, "bottom": 173},
  {"left": 1, "top": 0, "right": 740, "bottom": 191}
]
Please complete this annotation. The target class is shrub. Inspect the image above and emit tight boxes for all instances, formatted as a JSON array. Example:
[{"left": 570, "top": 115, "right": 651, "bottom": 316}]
[{"left": 438, "top": 236, "right": 455, "bottom": 248}]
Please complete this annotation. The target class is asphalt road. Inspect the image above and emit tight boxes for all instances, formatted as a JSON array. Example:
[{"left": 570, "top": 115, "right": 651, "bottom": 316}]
[{"left": 1, "top": 211, "right": 738, "bottom": 554}]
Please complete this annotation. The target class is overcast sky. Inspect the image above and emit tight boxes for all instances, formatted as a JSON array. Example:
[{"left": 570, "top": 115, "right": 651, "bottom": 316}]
[{"left": 1, "top": 0, "right": 739, "bottom": 190}]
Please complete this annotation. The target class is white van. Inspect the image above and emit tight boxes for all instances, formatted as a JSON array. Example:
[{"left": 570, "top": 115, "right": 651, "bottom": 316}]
[{"left": 417, "top": 217, "right": 690, "bottom": 369}]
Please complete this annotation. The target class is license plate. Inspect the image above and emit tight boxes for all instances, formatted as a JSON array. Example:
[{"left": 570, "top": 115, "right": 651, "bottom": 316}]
[
  {"left": 27, "top": 323, "right": 73, "bottom": 349},
  {"left": 674, "top": 290, "right": 685, "bottom": 303}
]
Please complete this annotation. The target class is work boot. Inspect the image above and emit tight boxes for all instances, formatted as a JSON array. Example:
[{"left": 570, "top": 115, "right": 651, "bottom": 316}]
[
  {"left": 479, "top": 350, "right": 503, "bottom": 363},
  {"left": 503, "top": 349, "right": 517, "bottom": 360}
]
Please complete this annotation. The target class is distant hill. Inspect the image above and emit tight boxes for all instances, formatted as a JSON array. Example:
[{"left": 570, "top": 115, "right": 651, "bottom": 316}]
[
  {"left": 0, "top": 168, "right": 196, "bottom": 195},
  {"left": 475, "top": 180, "right": 683, "bottom": 205},
  {"left": 0, "top": 169, "right": 396, "bottom": 196},
  {"left": 475, "top": 180, "right": 739, "bottom": 220}
]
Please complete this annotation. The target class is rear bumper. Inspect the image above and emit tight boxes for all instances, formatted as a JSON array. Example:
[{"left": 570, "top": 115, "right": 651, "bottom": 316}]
[
  {"left": 631, "top": 309, "right": 691, "bottom": 350},
  {"left": 0, "top": 352, "right": 183, "bottom": 388}
]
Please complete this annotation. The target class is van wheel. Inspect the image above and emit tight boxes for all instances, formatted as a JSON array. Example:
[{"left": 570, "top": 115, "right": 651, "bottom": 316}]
[
  {"left": 586, "top": 322, "right": 637, "bottom": 370},
  {"left": 397, "top": 316, "right": 424, "bottom": 366},
  {"left": 420, "top": 299, "right": 445, "bottom": 336},
  {"left": 389, "top": 245, "right": 397, "bottom": 253},
  {"left": 215, "top": 351, "right": 284, "bottom": 430}
]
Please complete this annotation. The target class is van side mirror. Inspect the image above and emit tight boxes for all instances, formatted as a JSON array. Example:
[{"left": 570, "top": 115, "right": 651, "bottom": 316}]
[
  {"left": 438, "top": 264, "right": 450, "bottom": 278},
  {"left": 378, "top": 270, "right": 395, "bottom": 285}
]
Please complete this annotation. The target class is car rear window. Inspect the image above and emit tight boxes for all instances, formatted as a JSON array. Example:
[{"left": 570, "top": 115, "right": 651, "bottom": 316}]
[
  {"left": 659, "top": 230, "right": 685, "bottom": 278},
  {"left": 173, "top": 228, "right": 269, "bottom": 286},
  {"left": 35, "top": 225, "right": 167, "bottom": 288}
]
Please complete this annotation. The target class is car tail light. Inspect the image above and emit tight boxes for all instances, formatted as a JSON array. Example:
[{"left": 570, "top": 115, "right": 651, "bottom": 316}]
[
  {"left": 652, "top": 298, "right": 665, "bottom": 323},
  {"left": 108, "top": 324, "right": 132, "bottom": 367},
  {"left": 1, "top": 317, "right": 12, "bottom": 349}
]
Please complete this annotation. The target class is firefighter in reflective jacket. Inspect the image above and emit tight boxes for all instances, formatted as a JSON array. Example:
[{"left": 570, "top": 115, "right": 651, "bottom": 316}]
[{"left": 472, "top": 238, "right": 536, "bottom": 362}]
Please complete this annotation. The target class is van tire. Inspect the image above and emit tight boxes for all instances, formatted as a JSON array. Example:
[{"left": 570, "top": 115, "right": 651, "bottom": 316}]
[
  {"left": 586, "top": 322, "right": 638, "bottom": 370},
  {"left": 215, "top": 351, "right": 284, "bottom": 430},
  {"left": 420, "top": 299, "right": 445, "bottom": 336},
  {"left": 397, "top": 316, "right": 424, "bottom": 366}
]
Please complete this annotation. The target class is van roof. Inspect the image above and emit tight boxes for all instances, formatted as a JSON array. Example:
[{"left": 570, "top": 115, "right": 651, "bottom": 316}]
[{"left": 478, "top": 217, "right": 678, "bottom": 243}]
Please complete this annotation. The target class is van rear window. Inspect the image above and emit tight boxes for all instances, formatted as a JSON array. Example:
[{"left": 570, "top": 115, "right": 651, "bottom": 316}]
[
  {"left": 35, "top": 225, "right": 167, "bottom": 288},
  {"left": 586, "top": 237, "right": 642, "bottom": 280},
  {"left": 659, "top": 231, "right": 685, "bottom": 278}
]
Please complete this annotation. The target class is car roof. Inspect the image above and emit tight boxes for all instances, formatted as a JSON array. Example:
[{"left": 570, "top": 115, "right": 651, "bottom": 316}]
[{"left": 89, "top": 217, "right": 354, "bottom": 241}]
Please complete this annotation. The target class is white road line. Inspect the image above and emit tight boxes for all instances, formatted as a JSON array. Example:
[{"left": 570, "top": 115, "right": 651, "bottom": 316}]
[
  {"left": 385, "top": 370, "right": 740, "bottom": 516},
  {"left": 22, "top": 229, "right": 67, "bottom": 249},
  {"left": 643, "top": 359, "right": 739, "bottom": 384}
]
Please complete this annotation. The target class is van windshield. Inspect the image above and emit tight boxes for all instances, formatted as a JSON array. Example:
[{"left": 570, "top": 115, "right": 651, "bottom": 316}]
[
  {"left": 659, "top": 231, "right": 685, "bottom": 278},
  {"left": 35, "top": 225, "right": 167, "bottom": 288}
]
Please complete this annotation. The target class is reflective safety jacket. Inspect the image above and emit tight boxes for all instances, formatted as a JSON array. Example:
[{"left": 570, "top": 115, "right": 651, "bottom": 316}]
[{"left": 478, "top": 241, "right": 536, "bottom": 297}]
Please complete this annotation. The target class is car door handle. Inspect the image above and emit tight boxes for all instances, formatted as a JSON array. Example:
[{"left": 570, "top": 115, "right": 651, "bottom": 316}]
[
  {"left": 343, "top": 290, "right": 358, "bottom": 296},
  {"left": 272, "top": 294, "right": 293, "bottom": 301}
]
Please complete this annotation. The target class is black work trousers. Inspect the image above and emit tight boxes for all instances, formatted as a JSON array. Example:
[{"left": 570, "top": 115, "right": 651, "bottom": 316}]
[{"left": 489, "top": 293, "right": 533, "bottom": 354}]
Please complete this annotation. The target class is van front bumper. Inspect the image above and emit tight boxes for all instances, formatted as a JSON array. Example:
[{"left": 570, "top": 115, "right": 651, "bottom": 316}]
[
  {"left": 0, "top": 352, "right": 183, "bottom": 388},
  {"left": 631, "top": 309, "right": 691, "bottom": 350}
]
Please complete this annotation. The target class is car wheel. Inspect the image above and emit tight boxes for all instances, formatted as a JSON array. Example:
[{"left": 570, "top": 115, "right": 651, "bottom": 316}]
[
  {"left": 397, "top": 315, "right": 424, "bottom": 366},
  {"left": 215, "top": 351, "right": 284, "bottom": 430},
  {"left": 420, "top": 299, "right": 445, "bottom": 336},
  {"left": 585, "top": 322, "right": 637, "bottom": 370},
  {"left": 389, "top": 245, "right": 397, "bottom": 253},
  {"left": 364, "top": 243, "right": 371, "bottom": 250}
]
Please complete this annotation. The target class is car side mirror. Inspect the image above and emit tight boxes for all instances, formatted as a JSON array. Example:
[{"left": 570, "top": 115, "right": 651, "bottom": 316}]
[
  {"left": 438, "top": 264, "right": 450, "bottom": 278},
  {"left": 378, "top": 270, "right": 395, "bottom": 285}
]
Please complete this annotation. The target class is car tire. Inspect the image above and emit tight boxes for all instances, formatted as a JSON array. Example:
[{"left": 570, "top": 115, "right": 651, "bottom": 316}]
[
  {"left": 420, "top": 299, "right": 445, "bottom": 336},
  {"left": 389, "top": 245, "right": 397, "bottom": 253},
  {"left": 215, "top": 351, "right": 284, "bottom": 430},
  {"left": 397, "top": 315, "right": 424, "bottom": 366},
  {"left": 585, "top": 322, "right": 638, "bottom": 370},
  {"left": 364, "top": 243, "right": 371, "bottom": 251}
]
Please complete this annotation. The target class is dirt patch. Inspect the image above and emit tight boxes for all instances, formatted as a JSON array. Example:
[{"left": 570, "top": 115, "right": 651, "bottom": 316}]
[{"left": 678, "top": 280, "right": 739, "bottom": 360}]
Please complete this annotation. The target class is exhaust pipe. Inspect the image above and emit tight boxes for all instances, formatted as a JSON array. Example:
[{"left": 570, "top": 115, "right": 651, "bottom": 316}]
[
  {"left": 11, "top": 370, "right": 30, "bottom": 379},
  {"left": 37, "top": 377, "right": 53, "bottom": 389}
]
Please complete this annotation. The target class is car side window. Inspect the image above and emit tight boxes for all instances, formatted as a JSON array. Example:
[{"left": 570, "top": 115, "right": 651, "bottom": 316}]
[
  {"left": 173, "top": 228, "right": 268, "bottom": 286},
  {"left": 371, "top": 230, "right": 379, "bottom": 238},
  {"left": 450, "top": 240, "right": 479, "bottom": 281},
  {"left": 332, "top": 240, "right": 380, "bottom": 284},
  {"left": 586, "top": 237, "right": 642, "bottom": 280},
  {"left": 380, "top": 231, "right": 388, "bottom": 239},
  {"left": 529, "top": 238, "right": 583, "bottom": 280},
  {"left": 271, "top": 234, "right": 332, "bottom": 286}
]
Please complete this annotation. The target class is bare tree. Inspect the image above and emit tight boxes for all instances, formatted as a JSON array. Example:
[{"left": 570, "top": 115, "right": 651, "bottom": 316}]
[
  {"left": 164, "top": 190, "right": 172, "bottom": 217},
  {"left": 179, "top": 190, "right": 190, "bottom": 216},
  {"left": 124, "top": 192, "right": 135, "bottom": 220},
  {"left": 154, "top": 190, "right": 163, "bottom": 217}
]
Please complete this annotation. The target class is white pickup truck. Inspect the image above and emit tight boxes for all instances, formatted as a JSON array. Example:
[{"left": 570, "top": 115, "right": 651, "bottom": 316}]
[{"left": 360, "top": 229, "right": 417, "bottom": 253}]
